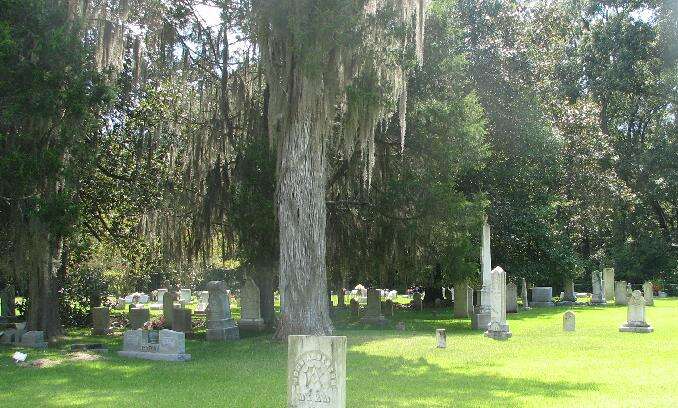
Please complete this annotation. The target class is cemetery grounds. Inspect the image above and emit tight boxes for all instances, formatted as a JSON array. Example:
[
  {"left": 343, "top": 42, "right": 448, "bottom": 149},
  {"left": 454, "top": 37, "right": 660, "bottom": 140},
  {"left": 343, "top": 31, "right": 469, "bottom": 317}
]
[{"left": 1, "top": 297, "right": 676, "bottom": 407}]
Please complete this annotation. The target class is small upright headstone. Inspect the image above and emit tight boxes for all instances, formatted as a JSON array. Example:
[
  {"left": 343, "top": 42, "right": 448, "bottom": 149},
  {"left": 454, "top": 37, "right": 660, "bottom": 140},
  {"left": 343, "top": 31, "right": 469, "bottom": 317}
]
[
  {"left": 603, "top": 267, "right": 615, "bottom": 301},
  {"left": 411, "top": 292, "right": 423, "bottom": 311},
  {"left": 506, "top": 282, "right": 518, "bottom": 313},
  {"left": 288, "top": 335, "right": 346, "bottom": 408},
  {"left": 590, "top": 271, "right": 606, "bottom": 304},
  {"left": 239, "top": 278, "right": 265, "bottom": 331},
  {"left": 163, "top": 289, "right": 175, "bottom": 326},
  {"left": 360, "top": 288, "right": 388, "bottom": 327},
  {"left": 521, "top": 278, "right": 530, "bottom": 309},
  {"left": 195, "top": 291, "right": 209, "bottom": 314},
  {"left": 21, "top": 331, "right": 48, "bottom": 348},
  {"left": 562, "top": 278, "right": 577, "bottom": 303},
  {"left": 530, "top": 287, "right": 554, "bottom": 307},
  {"left": 349, "top": 298, "right": 359, "bottom": 317},
  {"left": 179, "top": 288, "right": 192, "bottom": 302},
  {"left": 485, "top": 267, "right": 512, "bottom": 340},
  {"left": 206, "top": 281, "right": 239, "bottom": 341},
  {"left": 563, "top": 310, "right": 575, "bottom": 332},
  {"left": 382, "top": 299, "right": 394, "bottom": 317},
  {"left": 92, "top": 306, "right": 111, "bottom": 335},
  {"left": 619, "top": 290, "right": 653, "bottom": 333},
  {"left": 129, "top": 307, "right": 150, "bottom": 330},
  {"left": 615, "top": 281, "right": 628, "bottom": 305},
  {"left": 172, "top": 308, "right": 192, "bottom": 333},
  {"left": 436, "top": 329, "right": 446, "bottom": 348},
  {"left": 453, "top": 282, "right": 473, "bottom": 318},
  {"left": 643, "top": 282, "right": 654, "bottom": 306}
]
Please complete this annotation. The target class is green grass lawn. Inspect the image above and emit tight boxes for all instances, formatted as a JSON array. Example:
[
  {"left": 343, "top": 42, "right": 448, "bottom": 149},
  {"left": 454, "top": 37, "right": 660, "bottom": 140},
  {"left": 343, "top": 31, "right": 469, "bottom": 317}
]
[{"left": 1, "top": 298, "right": 676, "bottom": 407}]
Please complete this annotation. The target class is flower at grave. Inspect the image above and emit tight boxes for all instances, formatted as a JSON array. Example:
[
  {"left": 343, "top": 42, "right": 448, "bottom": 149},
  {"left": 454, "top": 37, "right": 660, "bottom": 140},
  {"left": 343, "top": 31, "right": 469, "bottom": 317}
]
[{"left": 142, "top": 316, "right": 165, "bottom": 330}]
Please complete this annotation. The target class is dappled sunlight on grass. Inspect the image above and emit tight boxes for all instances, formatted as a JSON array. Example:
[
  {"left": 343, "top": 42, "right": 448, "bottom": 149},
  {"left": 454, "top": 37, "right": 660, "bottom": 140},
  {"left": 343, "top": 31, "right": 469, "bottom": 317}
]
[{"left": 1, "top": 298, "right": 676, "bottom": 406}]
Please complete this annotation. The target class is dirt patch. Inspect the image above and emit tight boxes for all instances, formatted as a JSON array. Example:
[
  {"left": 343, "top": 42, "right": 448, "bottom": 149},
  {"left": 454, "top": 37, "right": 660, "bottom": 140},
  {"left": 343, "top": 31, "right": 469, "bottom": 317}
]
[
  {"left": 17, "top": 358, "right": 62, "bottom": 368},
  {"left": 67, "top": 351, "right": 101, "bottom": 362}
]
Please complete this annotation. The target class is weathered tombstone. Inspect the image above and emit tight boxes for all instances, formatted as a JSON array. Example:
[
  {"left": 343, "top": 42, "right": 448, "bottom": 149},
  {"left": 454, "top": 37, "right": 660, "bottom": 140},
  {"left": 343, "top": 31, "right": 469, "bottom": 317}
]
[
  {"left": 288, "top": 335, "right": 346, "bottom": 408},
  {"left": 179, "top": 288, "right": 192, "bottom": 302},
  {"left": 643, "top": 282, "right": 654, "bottom": 306},
  {"left": 206, "top": 281, "right": 239, "bottom": 341},
  {"left": 240, "top": 278, "right": 265, "bottom": 331},
  {"left": 436, "top": 329, "right": 446, "bottom": 348},
  {"left": 619, "top": 290, "right": 654, "bottom": 333},
  {"left": 563, "top": 310, "right": 575, "bottom": 332},
  {"left": 506, "top": 282, "right": 518, "bottom": 313},
  {"left": 395, "top": 321, "right": 406, "bottom": 331},
  {"left": 172, "top": 308, "right": 192, "bottom": 333},
  {"left": 129, "top": 307, "right": 150, "bottom": 330},
  {"left": 562, "top": 278, "right": 577, "bottom": 303},
  {"left": 453, "top": 282, "right": 473, "bottom": 318},
  {"left": 591, "top": 271, "right": 606, "bottom": 304},
  {"left": 156, "top": 288, "right": 167, "bottom": 303},
  {"left": 485, "top": 267, "right": 512, "bottom": 340},
  {"left": 337, "top": 289, "right": 345, "bottom": 308},
  {"left": 360, "top": 288, "right": 388, "bottom": 327},
  {"left": 411, "top": 292, "right": 423, "bottom": 311},
  {"left": 382, "top": 299, "right": 394, "bottom": 317},
  {"left": 615, "top": 281, "right": 628, "bottom": 305},
  {"left": 163, "top": 290, "right": 175, "bottom": 326},
  {"left": 91, "top": 306, "right": 111, "bottom": 335},
  {"left": 349, "top": 298, "right": 360, "bottom": 317},
  {"left": 603, "top": 267, "right": 615, "bottom": 301},
  {"left": 195, "top": 291, "right": 209, "bottom": 314},
  {"left": 530, "top": 287, "right": 554, "bottom": 307},
  {"left": 118, "top": 329, "right": 191, "bottom": 361},
  {"left": 0, "top": 328, "right": 17, "bottom": 344},
  {"left": 21, "top": 331, "right": 48, "bottom": 348},
  {"left": 521, "top": 278, "right": 530, "bottom": 309}
]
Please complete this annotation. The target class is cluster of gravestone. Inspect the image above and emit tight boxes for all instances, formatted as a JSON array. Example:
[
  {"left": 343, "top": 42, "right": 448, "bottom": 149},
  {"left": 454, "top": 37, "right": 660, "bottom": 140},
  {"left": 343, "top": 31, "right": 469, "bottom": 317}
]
[{"left": 106, "top": 277, "right": 267, "bottom": 361}]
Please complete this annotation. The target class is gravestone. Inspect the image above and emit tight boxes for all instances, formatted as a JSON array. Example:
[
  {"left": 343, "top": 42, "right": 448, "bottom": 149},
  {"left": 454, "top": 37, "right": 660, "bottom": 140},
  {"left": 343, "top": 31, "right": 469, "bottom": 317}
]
[
  {"left": 0, "top": 328, "right": 17, "bottom": 344},
  {"left": 615, "top": 281, "right": 628, "bottom": 305},
  {"left": 172, "top": 308, "right": 192, "bottom": 333},
  {"left": 195, "top": 291, "right": 209, "bottom": 314},
  {"left": 436, "top": 329, "right": 446, "bottom": 349},
  {"left": 150, "top": 288, "right": 167, "bottom": 310},
  {"left": 288, "top": 335, "right": 346, "bottom": 408},
  {"left": 643, "top": 282, "right": 654, "bottom": 306},
  {"left": 471, "top": 289, "right": 492, "bottom": 330},
  {"left": 591, "top": 271, "right": 606, "bottom": 304},
  {"left": 206, "top": 281, "right": 239, "bottom": 341},
  {"left": 239, "top": 278, "right": 265, "bottom": 331},
  {"left": 163, "top": 289, "right": 175, "bottom": 326},
  {"left": 411, "top": 292, "right": 423, "bottom": 311},
  {"left": 453, "top": 282, "right": 473, "bottom": 318},
  {"left": 91, "top": 306, "right": 111, "bottom": 335},
  {"left": 563, "top": 310, "right": 575, "bottom": 332},
  {"left": 395, "top": 321, "right": 406, "bottom": 331},
  {"left": 603, "top": 267, "right": 615, "bottom": 301},
  {"left": 179, "top": 288, "right": 192, "bottom": 302},
  {"left": 382, "top": 299, "right": 394, "bottom": 317},
  {"left": 530, "top": 287, "right": 554, "bottom": 307},
  {"left": 506, "top": 282, "right": 518, "bottom": 313},
  {"left": 349, "top": 299, "right": 359, "bottom": 317},
  {"left": 619, "top": 290, "right": 654, "bottom": 333},
  {"left": 484, "top": 266, "right": 512, "bottom": 340},
  {"left": 520, "top": 278, "right": 530, "bottom": 310},
  {"left": 562, "top": 278, "right": 577, "bottom": 303},
  {"left": 360, "top": 288, "right": 388, "bottom": 327},
  {"left": 129, "top": 307, "right": 150, "bottom": 330},
  {"left": 118, "top": 329, "right": 191, "bottom": 361},
  {"left": 21, "top": 331, "right": 48, "bottom": 348}
]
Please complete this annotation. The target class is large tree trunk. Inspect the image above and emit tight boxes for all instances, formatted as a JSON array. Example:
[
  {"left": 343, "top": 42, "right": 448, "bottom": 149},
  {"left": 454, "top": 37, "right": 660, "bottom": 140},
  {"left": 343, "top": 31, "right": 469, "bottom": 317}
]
[
  {"left": 26, "top": 220, "right": 63, "bottom": 340},
  {"left": 274, "top": 74, "right": 333, "bottom": 339},
  {"left": 253, "top": 264, "right": 277, "bottom": 328}
]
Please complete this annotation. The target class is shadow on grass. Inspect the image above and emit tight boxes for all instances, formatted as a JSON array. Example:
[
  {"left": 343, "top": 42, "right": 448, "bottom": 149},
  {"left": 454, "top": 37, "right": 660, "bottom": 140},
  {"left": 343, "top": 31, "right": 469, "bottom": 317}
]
[{"left": 346, "top": 348, "right": 597, "bottom": 407}]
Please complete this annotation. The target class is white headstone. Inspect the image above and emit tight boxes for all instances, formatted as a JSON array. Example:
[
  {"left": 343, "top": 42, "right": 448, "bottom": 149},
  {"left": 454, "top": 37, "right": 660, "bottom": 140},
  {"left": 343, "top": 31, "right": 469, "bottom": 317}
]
[
  {"left": 643, "top": 282, "right": 653, "bottom": 306},
  {"left": 563, "top": 310, "right": 575, "bottom": 332},
  {"left": 615, "top": 281, "right": 628, "bottom": 305},
  {"left": 619, "top": 290, "right": 653, "bottom": 333},
  {"left": 436, "top": 329, "right": 446, "bottom": 348},
  {"left": 591, "top": 271, "right": 605, "bottom": 304},
  {"left": 239, "top": 278, "right": 265, "bottom": 331},
  {"left": 603, "top": 267, "right": 615, "bottom": 300},
  {"left": 179, "top": 289, "right": 192, "bottom": 302},
  {"left": 288, "top": 335, "right": 346, "bottom": 408},
  {"left": 485, "top": 267, "right": 511, "bottom": 340}
]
